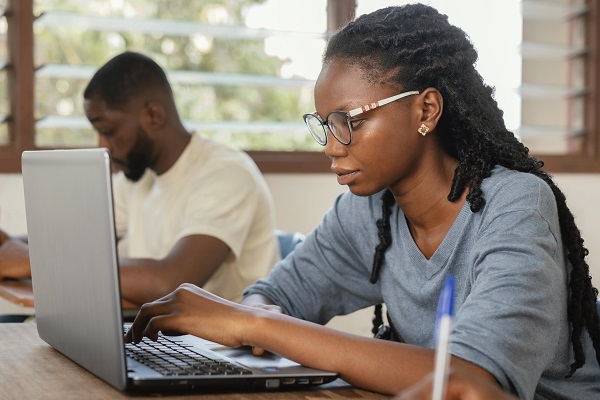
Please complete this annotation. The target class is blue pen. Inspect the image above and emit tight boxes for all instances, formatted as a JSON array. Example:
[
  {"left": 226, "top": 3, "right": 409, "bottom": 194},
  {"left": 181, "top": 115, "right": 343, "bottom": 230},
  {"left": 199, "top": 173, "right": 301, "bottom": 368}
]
[{"left": 432, "top": 275, "right": 455, "bottom": 400}]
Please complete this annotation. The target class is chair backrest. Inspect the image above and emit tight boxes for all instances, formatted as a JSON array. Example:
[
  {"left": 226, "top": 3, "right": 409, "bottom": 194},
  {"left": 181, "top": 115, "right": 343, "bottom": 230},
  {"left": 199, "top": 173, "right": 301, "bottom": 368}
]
[{"left": 275, "top": 230, "right": 305, "bottom": 259}]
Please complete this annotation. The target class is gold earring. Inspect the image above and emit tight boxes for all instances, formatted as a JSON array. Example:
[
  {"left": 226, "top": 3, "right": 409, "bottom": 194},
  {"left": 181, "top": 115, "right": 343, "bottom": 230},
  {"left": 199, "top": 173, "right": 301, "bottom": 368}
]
[{"left": 418, "top": 124, "right": 429, "bottom": 136}]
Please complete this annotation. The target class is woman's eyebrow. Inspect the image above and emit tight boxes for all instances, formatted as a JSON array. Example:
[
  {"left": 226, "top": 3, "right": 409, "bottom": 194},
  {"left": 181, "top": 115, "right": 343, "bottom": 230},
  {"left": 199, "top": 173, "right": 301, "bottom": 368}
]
[{"left": 316, "top": 101, "right": 356, "bottom": 116}]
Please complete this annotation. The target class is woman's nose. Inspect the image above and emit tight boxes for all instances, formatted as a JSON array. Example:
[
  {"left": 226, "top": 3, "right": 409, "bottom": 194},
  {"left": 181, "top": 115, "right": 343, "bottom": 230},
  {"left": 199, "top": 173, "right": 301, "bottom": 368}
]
[{"left": 324, "top": 131, "right": 348, "bottom": 158}]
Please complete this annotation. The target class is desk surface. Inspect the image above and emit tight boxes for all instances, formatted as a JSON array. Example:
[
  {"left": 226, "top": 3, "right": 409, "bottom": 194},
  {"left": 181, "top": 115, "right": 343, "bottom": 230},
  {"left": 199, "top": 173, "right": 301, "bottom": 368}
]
[{"left": 0, "top": 323, "right": 390, "bottom": 400}]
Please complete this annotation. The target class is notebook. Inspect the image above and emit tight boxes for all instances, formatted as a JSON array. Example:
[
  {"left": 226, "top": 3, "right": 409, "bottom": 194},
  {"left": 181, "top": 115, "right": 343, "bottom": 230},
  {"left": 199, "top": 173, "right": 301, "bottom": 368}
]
[{"left": 21, "top": 148, "right": 338, "bottom": 393}]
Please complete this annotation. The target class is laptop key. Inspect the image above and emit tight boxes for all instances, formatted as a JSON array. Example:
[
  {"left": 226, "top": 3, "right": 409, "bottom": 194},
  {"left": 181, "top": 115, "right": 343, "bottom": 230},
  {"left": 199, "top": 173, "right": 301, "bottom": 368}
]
[{"left": 125, "top": 335, "right": 252, "bottom": 377}]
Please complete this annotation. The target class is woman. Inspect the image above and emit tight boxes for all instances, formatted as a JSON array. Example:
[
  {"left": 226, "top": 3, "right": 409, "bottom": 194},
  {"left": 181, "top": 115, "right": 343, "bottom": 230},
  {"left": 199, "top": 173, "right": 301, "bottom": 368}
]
[{"left": 126, "top": 4, "right": 600, "bottom": 398}]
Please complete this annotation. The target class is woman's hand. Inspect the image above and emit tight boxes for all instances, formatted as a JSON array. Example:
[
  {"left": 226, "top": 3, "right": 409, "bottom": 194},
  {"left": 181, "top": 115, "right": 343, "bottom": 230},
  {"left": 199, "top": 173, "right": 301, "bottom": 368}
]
[
  {"left": 124, "top": 283, "right": 255, "bottom": 348},
  {"left": 394, "top": 368, "right": 517, "bottom": 400}
]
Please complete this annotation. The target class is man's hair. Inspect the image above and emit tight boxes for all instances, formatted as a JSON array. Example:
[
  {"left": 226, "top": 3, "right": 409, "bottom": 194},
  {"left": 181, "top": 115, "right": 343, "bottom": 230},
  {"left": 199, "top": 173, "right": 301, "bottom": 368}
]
[
  {"left": 326, "top": 3, "right": 600, "bottom": 376},
  {"left": 83, "top": 51, "right": 172, "bottom": 107}
]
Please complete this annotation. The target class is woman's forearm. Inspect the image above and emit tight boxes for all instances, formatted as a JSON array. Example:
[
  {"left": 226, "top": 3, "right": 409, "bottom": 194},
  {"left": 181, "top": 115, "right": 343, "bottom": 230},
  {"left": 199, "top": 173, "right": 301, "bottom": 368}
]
[
  {"left": 243, "top": 309, "right": 494, "bottom": 395},
  {"left": 125, "top": 285, "right": 499, "bottom": 396}
]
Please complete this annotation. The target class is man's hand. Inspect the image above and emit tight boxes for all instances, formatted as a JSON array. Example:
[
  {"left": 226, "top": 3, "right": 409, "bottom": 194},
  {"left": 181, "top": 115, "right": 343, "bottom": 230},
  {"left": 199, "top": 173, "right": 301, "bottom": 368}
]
[
  {"left": 0, "top": 228, "right": 9, "bottom": 245},
  {"left": 0, "top": 235, "right": 32, "bottom": 280}
]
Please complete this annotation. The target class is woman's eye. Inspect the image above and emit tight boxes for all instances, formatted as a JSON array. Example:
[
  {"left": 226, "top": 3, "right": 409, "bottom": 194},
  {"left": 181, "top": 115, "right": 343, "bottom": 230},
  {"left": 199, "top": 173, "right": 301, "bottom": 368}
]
[{"left": 348, "top": 119, "right": 364, "bottom": 130}]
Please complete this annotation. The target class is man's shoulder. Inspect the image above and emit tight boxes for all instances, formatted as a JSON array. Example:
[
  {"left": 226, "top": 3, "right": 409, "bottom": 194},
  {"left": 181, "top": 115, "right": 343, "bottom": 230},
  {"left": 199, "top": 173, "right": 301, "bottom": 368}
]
[
  {"left": 183, "top": 134, "right": 269, "bottom": 197},
  {"left": 190, "top": 133, "right": 258, "bottom": 171}
]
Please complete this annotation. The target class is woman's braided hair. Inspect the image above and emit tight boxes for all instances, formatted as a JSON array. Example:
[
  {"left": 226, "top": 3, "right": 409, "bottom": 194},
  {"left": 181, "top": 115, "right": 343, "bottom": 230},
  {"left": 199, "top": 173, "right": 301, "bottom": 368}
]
[{"left": 324, "top": 3, "right": 600, "bottom": 376}]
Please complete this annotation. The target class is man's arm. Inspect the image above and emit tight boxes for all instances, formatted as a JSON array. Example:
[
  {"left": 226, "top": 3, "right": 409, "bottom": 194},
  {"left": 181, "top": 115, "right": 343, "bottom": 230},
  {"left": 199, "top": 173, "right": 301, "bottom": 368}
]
[
  {"left": 0, "top": 229, "right": 31, "bottom": 280},
  {"left": 0, "top": 228, "right": 7, "bottom": 245},
  {"left": 118, "top": 234, "right": 230, "bottom": 306}
]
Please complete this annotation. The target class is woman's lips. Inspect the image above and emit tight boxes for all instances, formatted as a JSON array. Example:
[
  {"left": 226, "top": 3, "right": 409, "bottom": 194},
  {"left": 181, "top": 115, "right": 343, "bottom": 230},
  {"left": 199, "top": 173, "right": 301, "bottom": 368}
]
[{"left": 333, "top": 168, "right": 359, "bottom": 185}]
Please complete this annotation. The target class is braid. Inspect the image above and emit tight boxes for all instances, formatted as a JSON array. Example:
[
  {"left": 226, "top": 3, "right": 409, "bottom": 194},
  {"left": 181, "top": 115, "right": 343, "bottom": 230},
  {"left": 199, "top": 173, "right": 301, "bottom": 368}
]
[
  {"left": 370, "top": 190, "right": 395, "bottom": 284},
  {"left": 372, "top": 304, "right": 384, "bottom": 337},
  {"left": 326, "top": 4, "right": 600, "bottom": 373},
  {"left": 371, "top": 190, "right": 395, "bottom": 336}
]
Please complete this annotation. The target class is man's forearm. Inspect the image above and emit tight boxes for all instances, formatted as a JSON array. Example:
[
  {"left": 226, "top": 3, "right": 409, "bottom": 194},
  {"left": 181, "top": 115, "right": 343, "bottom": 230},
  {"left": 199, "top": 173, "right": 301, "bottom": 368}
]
[
  {"left": 118, "top": 258, "right": 173, "bottom": 305},
  {"left": 117, "top": 234, "right": 230, "bottom": 305}
]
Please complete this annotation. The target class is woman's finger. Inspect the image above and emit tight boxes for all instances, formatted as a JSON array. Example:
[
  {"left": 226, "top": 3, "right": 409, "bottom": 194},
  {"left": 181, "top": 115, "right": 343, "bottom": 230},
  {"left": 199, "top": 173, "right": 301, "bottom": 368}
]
[{"left": 125, "top": 298, "right": 173, "bottom": 343}]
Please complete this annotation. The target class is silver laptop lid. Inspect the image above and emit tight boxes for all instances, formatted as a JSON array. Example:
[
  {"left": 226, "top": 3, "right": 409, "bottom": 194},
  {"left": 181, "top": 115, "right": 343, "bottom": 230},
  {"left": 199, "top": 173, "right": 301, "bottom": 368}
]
[{"left": 22, "top": 148, "right": 128, "bottom": 390}]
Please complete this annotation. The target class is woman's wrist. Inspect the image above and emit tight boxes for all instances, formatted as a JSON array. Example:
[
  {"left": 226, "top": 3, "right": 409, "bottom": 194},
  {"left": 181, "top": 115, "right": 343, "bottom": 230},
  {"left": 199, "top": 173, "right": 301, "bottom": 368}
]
[{"left": 238, "top": 300, "right": 288, "bottom": 350}]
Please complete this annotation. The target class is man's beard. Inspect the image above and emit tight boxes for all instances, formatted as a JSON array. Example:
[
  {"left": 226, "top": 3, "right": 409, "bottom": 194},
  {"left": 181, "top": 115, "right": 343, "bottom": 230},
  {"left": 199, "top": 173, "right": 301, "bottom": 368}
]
[{"left": 123, "top": 127, "right": 154, "bottom": 182}]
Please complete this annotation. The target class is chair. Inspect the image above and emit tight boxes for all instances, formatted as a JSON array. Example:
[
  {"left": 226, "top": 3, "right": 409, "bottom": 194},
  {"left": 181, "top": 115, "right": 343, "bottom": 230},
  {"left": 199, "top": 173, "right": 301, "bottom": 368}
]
[
  {"left": 275, "top": 230, "right": 305, "bottom": 259},
  {"left": 0, "top": 314, "right": 29, "bottom": 323}
]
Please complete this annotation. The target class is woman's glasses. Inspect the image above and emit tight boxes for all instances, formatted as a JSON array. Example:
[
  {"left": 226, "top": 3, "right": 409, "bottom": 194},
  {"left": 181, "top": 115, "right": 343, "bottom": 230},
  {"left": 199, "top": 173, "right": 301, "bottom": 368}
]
[{"left": 303, "top": 90, "right": 419, "bottom": 146}]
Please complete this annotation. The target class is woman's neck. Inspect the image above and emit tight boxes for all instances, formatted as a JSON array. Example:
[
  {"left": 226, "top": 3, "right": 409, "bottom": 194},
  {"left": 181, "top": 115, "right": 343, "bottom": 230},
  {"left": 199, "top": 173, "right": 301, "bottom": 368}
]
[{"left": 390, "top": 155, "right": 466, "bottom": 259}]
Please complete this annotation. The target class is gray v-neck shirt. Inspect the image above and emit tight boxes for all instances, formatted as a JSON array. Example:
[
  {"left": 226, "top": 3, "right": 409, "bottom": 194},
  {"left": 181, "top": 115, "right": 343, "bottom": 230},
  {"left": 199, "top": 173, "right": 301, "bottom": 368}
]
[{"left": 245, "top": 166, "right": 600, "bottom": 399}]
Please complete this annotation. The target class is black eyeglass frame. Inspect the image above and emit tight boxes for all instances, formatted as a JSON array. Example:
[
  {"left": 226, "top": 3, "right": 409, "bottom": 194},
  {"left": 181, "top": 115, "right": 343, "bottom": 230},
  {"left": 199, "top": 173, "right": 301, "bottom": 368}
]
[{"left": 302, "top": 90, "right": 420, "bottom": 146}]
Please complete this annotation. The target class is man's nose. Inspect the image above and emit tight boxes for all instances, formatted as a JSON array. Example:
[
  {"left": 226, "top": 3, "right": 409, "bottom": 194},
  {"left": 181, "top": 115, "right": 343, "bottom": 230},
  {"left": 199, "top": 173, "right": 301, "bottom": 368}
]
[{"left": 97, "top": 136, "right": 112, "bottom": 153}]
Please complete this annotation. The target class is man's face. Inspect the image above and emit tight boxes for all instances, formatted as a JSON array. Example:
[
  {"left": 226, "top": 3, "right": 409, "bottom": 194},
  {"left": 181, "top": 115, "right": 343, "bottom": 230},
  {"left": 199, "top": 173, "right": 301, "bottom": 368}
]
[
  {"left": 84, "top": 96, "right": 156, "bottom": 182},
  {"left": 117, "top": 125, "right": 154, "bottom": 181}
]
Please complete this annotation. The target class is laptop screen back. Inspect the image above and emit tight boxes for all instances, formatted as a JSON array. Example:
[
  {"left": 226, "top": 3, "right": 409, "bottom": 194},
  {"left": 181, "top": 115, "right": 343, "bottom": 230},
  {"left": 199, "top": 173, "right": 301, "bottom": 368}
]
[{"left": 22, "top": 148, "right": 128, "bottom": 390}]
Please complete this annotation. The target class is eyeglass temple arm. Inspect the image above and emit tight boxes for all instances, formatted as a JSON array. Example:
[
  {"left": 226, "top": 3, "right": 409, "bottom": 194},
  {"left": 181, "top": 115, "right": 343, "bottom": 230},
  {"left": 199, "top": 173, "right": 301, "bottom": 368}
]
[{"left": 347, "top": 91, "right": 420, "bottom": 117}]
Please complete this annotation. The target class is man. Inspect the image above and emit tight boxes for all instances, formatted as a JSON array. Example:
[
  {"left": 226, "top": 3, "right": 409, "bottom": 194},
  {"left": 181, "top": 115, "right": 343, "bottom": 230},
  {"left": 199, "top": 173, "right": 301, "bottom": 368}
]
[{"left": 0, "top": 51, "right": 280, "bottom": 306}]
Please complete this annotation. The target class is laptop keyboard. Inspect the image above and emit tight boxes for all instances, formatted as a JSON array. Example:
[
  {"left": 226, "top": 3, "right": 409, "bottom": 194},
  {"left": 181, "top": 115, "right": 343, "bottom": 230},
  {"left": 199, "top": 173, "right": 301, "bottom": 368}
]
[{"left": 125, "top": 335, "right": 253, "bottom": 377}]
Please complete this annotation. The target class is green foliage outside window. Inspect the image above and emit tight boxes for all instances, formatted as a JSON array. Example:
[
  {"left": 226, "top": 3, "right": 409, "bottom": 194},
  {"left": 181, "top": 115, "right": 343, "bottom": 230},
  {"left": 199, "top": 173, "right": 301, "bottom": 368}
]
[{"left": 33, "top": 0, "right": 322, "bottom": 151}]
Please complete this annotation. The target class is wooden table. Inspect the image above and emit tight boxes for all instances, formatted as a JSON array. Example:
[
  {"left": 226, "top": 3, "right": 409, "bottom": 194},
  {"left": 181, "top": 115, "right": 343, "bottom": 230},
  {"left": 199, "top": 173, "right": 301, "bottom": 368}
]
[{"left": 0, "top": 323, "right": 390, "bottom": 400}]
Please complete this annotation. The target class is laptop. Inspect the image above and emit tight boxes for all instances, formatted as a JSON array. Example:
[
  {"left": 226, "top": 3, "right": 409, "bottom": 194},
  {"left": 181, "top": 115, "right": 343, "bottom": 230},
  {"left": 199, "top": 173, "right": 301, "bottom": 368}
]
[{"left": 21, "top": 148, "right": 338, "bottom": 393}]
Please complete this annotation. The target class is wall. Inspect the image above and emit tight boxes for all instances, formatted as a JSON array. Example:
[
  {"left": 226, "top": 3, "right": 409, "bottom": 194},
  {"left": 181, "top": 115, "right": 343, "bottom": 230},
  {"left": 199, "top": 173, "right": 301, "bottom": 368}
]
[{"left": 1, "top": 172, "right": 600, "bottom": 336}]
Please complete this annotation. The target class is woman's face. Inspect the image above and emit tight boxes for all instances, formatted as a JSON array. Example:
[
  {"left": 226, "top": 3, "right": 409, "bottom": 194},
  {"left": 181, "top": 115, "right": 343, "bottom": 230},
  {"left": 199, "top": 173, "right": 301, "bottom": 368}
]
[{"left": 314, "top": 59, "right": 431, "bottom": 197}]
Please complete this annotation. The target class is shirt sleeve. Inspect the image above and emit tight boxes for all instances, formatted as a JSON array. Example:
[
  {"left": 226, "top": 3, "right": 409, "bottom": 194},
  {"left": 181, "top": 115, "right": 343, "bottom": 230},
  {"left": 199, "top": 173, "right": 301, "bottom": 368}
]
[
  {"left": 450, "top": 180, "right": 569, "bottom": 399},
  {"left": 174, "top": 161, "right": 261, "bottom": 260},
  {"left": 244, "top": 191, "right": 384, "bottom": 324}
]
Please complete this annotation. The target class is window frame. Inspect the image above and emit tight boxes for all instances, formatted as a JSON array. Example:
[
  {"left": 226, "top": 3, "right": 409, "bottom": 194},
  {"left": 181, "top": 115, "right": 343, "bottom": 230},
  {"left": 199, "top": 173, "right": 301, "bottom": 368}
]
[
  {"left": 0, "top": 0, "right": 35, "bottom": 173},
  {"left": 539, "top": 0, "right": 600, "bottom": 172},
  {"left": 1, "top": 0, "right": 599, "bottom": 173}
]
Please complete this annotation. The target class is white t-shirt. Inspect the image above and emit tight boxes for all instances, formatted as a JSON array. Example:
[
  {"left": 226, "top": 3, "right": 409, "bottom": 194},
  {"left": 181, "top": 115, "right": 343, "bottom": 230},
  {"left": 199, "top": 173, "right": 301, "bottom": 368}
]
[{"left": 113, "top": 133, "right": 280, "bottom": 302}]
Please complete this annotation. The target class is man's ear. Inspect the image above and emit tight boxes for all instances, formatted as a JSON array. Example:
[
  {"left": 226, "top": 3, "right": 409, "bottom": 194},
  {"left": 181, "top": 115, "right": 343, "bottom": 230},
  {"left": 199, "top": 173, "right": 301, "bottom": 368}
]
[
  {"left": 419, "top": 88, "right": 443, "bottom": 131},
  {"left": 140, "top": 100, "right": 166, "bottom": 136}
]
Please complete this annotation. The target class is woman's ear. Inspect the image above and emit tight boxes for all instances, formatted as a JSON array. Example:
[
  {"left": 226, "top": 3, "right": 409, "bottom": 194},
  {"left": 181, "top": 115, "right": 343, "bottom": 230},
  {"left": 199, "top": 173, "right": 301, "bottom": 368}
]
[
  {"left": 419, "top": 88, "right": 443, "bottom": 131},
  {"left": 140, "top": 100, "right": 166, "bottom": 136}
]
